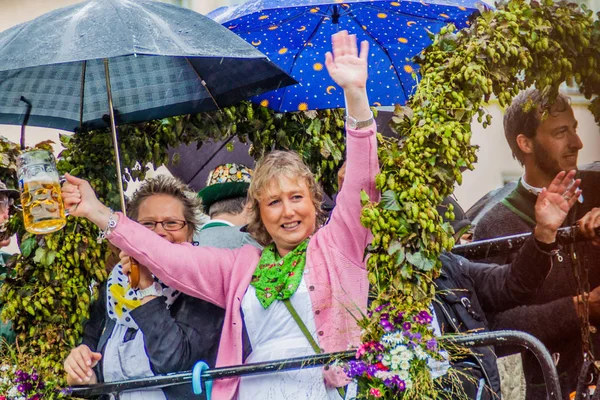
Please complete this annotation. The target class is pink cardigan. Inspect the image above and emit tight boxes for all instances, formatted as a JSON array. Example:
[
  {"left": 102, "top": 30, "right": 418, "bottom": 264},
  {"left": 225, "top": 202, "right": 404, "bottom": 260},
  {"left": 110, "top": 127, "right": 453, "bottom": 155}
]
[{"left": 108, "top": 123, "right": 379, "bottom": 399}]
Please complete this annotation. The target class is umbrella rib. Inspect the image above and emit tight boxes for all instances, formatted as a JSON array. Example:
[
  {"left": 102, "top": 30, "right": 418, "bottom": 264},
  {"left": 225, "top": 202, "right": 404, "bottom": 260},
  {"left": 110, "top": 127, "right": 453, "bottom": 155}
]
[
  {"left": 367, "top": 2, "right": 471, "bottom": 25},
  {"left": 187, "top": 135, "right": 236, "bottom": 185},
  {"left": 279, "top": 6, "right": 332, "bottom": 110},
  {"left": 185, "top": 58, "right": 221, "bottom": 111},
  {"left": 347, "top": 7, "right": 410, "bottom": 102}
]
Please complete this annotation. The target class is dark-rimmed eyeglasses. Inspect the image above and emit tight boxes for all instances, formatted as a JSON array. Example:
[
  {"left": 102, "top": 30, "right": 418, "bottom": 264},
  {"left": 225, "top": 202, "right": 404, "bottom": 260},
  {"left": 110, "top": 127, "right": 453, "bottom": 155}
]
[{"left": 138, "top": 220, "right": 187, "bottom": 231}]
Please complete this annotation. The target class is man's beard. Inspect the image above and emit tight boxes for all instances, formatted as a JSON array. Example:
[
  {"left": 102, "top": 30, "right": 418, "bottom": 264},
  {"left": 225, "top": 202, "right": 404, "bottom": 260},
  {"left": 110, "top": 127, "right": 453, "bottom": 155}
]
[{"left": 532, "top": 140, "right": 564, "bottom": 179}]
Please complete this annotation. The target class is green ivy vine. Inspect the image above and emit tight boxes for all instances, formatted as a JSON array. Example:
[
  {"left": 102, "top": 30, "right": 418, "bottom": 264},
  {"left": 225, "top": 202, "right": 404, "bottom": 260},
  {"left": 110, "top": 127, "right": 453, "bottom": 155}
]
[
  {"left": 356, "top": 0, "right": 600, "bottom": 398},
  {"left": 0, "top": 105, "right": 346, "bottom": 394},
  {"left": 0, "top": 1, "right": 598, "bottom": 398}
]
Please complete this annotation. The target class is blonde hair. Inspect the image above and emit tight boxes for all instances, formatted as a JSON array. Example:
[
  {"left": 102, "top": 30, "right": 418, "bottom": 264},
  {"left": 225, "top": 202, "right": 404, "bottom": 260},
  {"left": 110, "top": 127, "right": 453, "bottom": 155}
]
[
  {"left": 247, "top": 151, "right": 325, "bottom": 246},
  {"left": 127, "top": 175, "right": 201, "bottom": 234}
]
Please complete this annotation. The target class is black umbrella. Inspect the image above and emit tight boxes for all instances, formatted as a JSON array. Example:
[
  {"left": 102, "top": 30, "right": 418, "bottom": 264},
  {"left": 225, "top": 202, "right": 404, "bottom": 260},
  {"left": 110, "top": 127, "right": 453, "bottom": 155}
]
[
  {"left": 166, "top": 110, "right": 397, "bottom": 209},
  {"left": 0, "top": 0, "right": 295, "bottom": 211}
]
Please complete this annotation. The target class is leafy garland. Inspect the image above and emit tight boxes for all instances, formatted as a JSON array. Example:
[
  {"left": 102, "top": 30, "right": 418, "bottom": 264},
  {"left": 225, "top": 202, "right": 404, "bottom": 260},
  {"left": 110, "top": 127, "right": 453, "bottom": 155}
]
[
  {"left": 0, "top": 106, "right": 345, "bottom": 396},
  {"left": 0, "top": 0, "right": 598, "bottom": 398},
  {"left": 349, "top": 0, "right": 600, "bottom": 398}
]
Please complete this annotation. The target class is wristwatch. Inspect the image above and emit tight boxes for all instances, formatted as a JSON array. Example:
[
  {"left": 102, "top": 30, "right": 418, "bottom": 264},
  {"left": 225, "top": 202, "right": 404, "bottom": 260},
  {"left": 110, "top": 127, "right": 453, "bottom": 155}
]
[
  {"left": 138, "top": 282, "right": 163, "bottom": 299},
  {"left": 345, "top": 111, "right": 374, "bottom": 129}
]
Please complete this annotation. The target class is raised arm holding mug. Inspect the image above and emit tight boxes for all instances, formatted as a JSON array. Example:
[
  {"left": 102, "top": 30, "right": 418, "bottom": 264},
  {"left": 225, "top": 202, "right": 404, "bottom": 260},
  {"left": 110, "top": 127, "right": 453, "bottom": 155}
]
[
  {"left": 63, "top": 176, "right": 224, "bottom": 400},
  {"left": 62, "top": 31, "right": 378, "bottom": 400}
]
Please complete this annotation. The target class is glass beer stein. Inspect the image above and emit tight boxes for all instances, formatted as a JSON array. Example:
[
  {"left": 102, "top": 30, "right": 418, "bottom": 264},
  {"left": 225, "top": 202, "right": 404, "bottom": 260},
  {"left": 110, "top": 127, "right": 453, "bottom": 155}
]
[{"left": 17, "top": 150, "right": 66, "bottom": 234}]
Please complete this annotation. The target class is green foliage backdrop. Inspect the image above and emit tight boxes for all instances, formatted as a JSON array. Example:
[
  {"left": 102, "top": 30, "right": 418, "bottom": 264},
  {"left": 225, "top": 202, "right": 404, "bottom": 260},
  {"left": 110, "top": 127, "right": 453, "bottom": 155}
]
[
  {"left": 0, "top": 105, "right": 345, "bottom": 395},
  {"left": 0, "top": 0, "right": 598, "bottom": 397}
]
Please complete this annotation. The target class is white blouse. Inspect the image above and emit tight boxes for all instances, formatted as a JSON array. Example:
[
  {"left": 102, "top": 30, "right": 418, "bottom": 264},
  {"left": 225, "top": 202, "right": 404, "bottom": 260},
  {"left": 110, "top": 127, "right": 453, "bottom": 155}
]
[{"left": 238, "top": 276, "right": 344, "bottom": 400}]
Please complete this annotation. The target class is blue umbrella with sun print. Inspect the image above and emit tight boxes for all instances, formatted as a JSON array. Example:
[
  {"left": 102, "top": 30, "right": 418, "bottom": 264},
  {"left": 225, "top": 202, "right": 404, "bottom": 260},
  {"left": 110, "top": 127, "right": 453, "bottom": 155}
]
[{"left": 208, "top": 0, "right": 486, "bottom": 112}]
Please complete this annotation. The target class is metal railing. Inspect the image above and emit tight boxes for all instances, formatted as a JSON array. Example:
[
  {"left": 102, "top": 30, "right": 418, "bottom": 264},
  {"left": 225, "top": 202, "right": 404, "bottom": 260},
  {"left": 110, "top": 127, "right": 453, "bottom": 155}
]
[{"left": 68, "top": 330, "right": 562, "bottom": 400}]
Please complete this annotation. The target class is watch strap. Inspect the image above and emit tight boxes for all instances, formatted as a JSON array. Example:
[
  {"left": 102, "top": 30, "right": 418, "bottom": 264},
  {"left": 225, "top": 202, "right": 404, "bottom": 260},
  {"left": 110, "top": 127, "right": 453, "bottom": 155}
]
[
  {"left": 138, "top": 282, "right": 162, "bottom": 298},
  {"left": 346, "top": 111, "right": 374, "bottom": 129}
]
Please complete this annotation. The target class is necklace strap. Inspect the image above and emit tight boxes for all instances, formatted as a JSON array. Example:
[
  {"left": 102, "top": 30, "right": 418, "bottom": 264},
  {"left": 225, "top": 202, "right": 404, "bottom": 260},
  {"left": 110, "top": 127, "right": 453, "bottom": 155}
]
[{"left": 282, "top": 299, "right": 347, "bottom": 398}]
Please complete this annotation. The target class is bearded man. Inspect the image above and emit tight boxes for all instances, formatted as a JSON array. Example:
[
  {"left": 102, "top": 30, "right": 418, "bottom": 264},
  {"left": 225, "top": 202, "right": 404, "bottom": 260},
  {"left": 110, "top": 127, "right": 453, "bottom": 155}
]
[{"left": 472, "top": 88, "right": 600, "bottom": 399}]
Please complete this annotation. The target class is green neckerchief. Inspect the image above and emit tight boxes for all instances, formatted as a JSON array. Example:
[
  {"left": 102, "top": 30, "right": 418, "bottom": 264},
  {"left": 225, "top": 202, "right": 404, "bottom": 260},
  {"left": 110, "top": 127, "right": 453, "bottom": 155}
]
[
  {"left": 250, "top": 239, "right": 309, "bottom": 309},
  {"left": 501, "top": 179, "right": 538, "bottom": 228}
]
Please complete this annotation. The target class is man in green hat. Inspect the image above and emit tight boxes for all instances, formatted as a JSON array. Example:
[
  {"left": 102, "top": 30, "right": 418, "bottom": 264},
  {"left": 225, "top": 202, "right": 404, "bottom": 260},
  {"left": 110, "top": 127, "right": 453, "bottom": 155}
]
[
  {"left": 0, "top": 179, "right": 18, "bottom": 345},
  {"left": 194, "top": 163, "right": 260, "bottom": 249}
]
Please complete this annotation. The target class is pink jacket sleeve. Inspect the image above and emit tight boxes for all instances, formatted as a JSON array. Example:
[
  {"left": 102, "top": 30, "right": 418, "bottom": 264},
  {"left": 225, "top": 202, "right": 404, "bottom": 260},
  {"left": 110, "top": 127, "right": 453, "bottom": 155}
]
[
  {"left": 108, "top": 215, "right": 239, "bottom": 308},
  {"left": 322, "top": 122, "right": 380, "bottom": 266}
]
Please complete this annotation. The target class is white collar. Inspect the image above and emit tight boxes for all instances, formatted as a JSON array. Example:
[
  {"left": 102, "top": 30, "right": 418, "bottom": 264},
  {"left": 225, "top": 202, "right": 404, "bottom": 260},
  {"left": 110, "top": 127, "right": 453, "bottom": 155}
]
[
  {"left": 207, "top": 219, "right": 235, "bottom": 227},
  {"left": 521, "top": 175, "right": 584, "bottom": 203},
  {"left": 521, "top": 176, "right": 543, "bottom": 196}
]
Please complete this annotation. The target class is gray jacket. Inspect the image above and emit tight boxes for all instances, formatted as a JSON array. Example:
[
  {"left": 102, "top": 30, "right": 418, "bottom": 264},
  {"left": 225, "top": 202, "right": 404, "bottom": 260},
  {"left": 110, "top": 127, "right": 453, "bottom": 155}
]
[{"left": 194, "top": 224, "right": 261, "bottom": 250}]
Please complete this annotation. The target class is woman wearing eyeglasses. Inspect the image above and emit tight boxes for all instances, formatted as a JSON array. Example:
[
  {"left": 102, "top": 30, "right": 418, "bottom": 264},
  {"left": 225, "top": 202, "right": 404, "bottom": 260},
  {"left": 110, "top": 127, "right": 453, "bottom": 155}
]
[{"left": 63, "top": 176, "right": 224, "bottom": 400}]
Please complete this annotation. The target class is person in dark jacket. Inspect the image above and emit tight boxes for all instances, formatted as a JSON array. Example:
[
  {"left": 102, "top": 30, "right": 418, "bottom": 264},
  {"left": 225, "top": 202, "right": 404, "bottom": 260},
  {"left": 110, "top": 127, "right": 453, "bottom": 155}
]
[
  {"left": 434, "top": 234, "right": 558, "bottom": 399},
  {"left": 63, "top": 176, "right": 224, "bottom": 400},
  {"left": 338, "top": 158, "right": 581, "bottom": 398},
  {"left": 472, "top": 89, "right": 600, "bottom": 399}
]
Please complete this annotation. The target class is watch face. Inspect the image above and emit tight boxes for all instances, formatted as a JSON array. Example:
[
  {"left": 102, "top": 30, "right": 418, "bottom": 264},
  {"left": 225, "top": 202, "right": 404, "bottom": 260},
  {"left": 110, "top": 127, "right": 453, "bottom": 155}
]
[{"left": 346, "top": 116, "right": 357, "bottom": 129}]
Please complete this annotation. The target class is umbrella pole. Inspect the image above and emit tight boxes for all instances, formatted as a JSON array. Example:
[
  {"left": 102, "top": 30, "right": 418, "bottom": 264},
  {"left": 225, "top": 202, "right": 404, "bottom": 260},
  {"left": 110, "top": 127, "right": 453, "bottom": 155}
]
[{"left": 103, "top": 59, "right": 127, "bottom": 215}]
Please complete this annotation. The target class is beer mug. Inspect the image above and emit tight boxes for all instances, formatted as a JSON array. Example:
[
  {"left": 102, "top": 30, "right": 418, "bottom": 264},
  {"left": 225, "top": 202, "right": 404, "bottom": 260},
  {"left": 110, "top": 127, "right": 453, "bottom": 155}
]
[{"left": 17, "top": 150, "right": 66, "bottom": 234}]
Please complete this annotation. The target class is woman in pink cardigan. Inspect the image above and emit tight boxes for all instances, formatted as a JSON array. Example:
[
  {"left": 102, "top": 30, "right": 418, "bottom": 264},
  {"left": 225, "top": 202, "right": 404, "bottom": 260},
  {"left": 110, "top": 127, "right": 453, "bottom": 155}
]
[{"left": 63, "top": 30, "right": 379, "bottom": 400}]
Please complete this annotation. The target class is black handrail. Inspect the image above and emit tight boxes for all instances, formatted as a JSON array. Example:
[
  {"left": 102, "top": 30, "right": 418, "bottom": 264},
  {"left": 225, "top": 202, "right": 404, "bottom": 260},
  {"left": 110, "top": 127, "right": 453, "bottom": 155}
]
[
  {"left": 68, "top": 330, "right": 562, "bottom": 400},
  {"left": 451, "top": 224, "right": 595, "bottom": 259}
]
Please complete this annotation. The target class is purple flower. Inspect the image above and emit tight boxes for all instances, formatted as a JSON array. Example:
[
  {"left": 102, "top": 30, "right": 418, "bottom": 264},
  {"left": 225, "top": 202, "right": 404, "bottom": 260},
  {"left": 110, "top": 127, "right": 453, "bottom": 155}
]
[
  {"left": 17, "top": 384, "right": 25, "bottom": 393},
  {"left": 384, "top": 375, "right": 402, "bottom": 388},
  {"left": 381, "top": 320, "right": 394, "bottom": 332},
  {"left": 397, "top": 379, "right": 407, "bottom": 391},
  {"left": 367, "top": 364, "right": 379, "bottom": 377},
  {"left": 402, "top": 322, "right": 412, "bottom": 331},
  {"left": 414, "top": 310, "right": 434, "bottom": 325},
  {"left": 393, "top": 313, "right": 405, "bottom": 325},
  {"left": 31, "top": 373, "right": 38, "bottom": 381},
  {"left": 427, "top": 338, "right": 438, "bottom": 351},
  {"left": 383, "top": 376, "right": 407, "bottom": 392},
  {"left": 344, "top": 360, "right": 367, "bottom": 378},
  {"left": 375, "top": 303, "right": 390, "bottom": 313}
]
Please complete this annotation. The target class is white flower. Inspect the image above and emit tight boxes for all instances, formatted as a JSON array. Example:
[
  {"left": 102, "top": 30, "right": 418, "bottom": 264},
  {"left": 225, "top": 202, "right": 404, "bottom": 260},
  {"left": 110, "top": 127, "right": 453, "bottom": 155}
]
[
  {"left": 374, "top": 370, "right": 388, "bottom": 380},
  {"left": 381, "top": 354, "right": 392, "bottom": 366},
  {"left": 391, "top": 354, "right": 402, "bottom": 365},
  {"left": 394, "top": 344, "right": 408, "bottom": 355},
  {"left": 399, "top": 370, "right": 410, "bottom": 381},
  {"left": 399, "top": 348, "right": 414, "bottom": 362},
  {"left": 400, "top": 360, "right": 411, "bottom": 370},
  {"left": 8, "top": 386, "right": 19, "bottom": 397},
  {"left": 381, "top": 333, "right": 395, "bottom": 346},
  {"left": 414, "top": 346, "right": 428, "bottom": 360}
]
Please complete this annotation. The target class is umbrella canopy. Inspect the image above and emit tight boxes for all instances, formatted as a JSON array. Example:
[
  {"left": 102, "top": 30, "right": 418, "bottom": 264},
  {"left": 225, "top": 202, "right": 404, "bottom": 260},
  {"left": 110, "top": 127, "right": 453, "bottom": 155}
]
[
  {"left": 0, "top": 0, "right": 296, "bottom": 131},
  {"left": 209, "top": 0, "right": 483, "bottom": 112},
  {"left": 165, "top": 109, "right": 397, "bottom": 210}
]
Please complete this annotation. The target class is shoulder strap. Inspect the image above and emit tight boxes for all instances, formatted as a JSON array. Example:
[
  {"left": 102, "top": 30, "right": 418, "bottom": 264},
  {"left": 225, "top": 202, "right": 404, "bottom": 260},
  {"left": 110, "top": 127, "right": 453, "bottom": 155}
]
[
  {"left": 282, "top": 299, "right": 321, "bottom": 354},
  {"left": 282, "top": 299, "right": 347, "bottom": 399},
  {"left": 500, "top": 181, "right": 537, "bottom": 228},
  {"left": 500, "top": 198, "right": 536, "bottom": 227}
]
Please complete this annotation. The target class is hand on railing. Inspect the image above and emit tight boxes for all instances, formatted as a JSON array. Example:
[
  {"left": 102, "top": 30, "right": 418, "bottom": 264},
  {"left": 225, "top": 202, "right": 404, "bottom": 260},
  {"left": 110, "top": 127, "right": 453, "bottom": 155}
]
[{"left": 64, "top": 344, "right": 102, "bottom": 385}]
